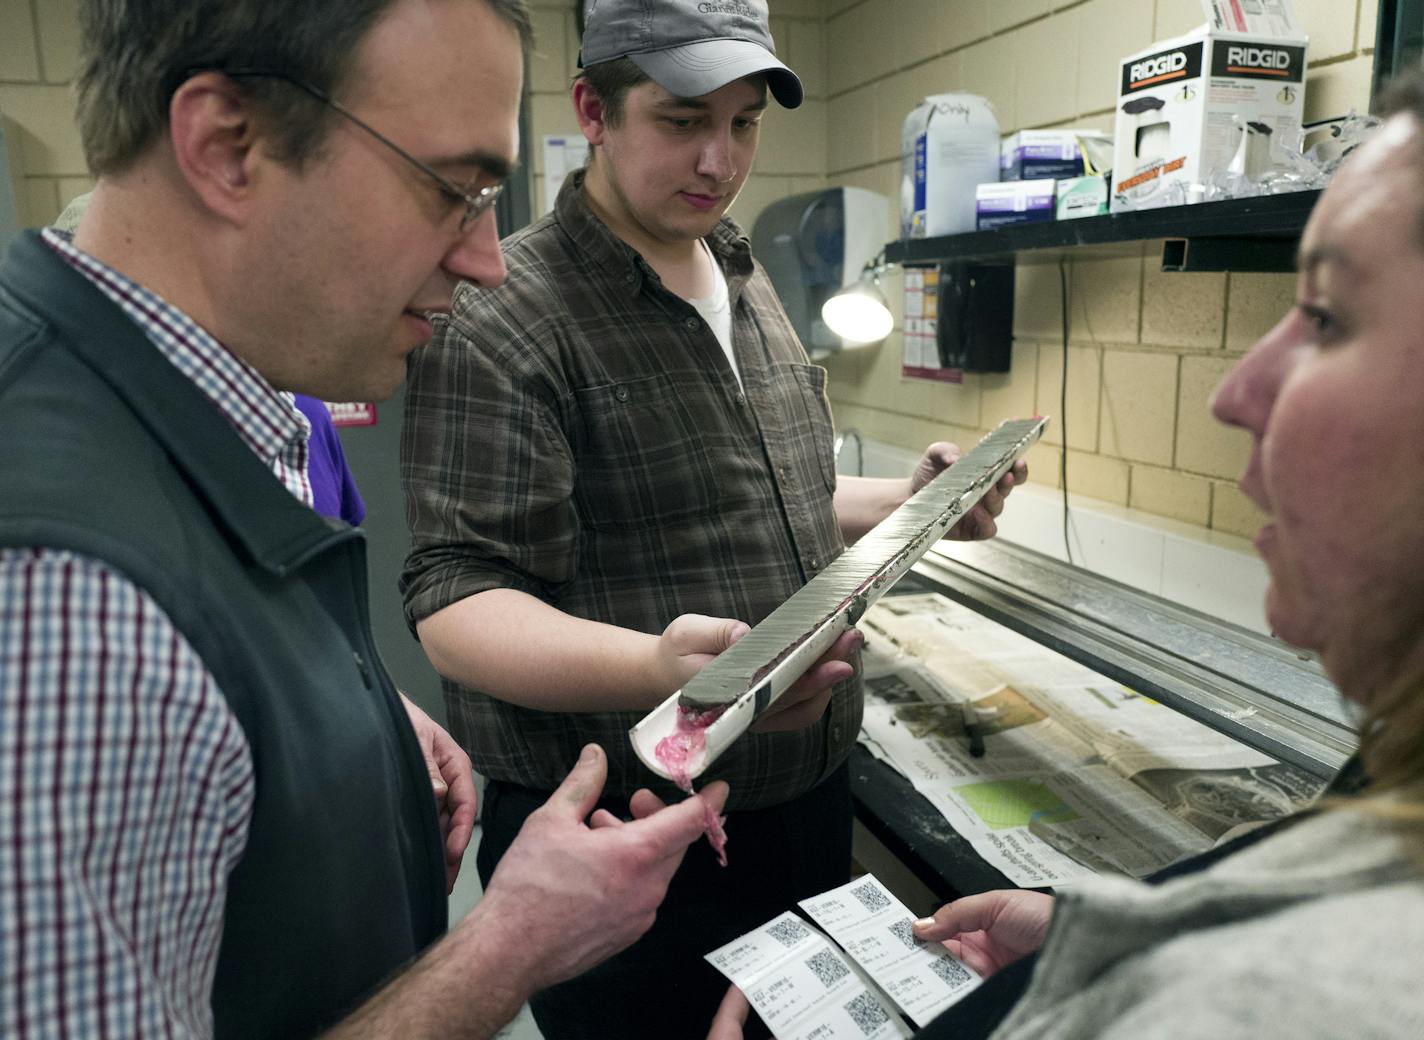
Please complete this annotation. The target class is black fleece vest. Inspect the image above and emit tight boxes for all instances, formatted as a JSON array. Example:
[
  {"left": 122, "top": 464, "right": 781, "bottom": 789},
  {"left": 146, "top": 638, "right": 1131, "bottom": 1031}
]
[{"left": 0, "top": 232, "right": 446, "bottom": 1038}]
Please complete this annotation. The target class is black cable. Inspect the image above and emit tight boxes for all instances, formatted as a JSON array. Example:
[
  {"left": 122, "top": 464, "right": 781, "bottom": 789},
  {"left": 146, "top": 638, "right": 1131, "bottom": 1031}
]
[{"left": 1059, "top": 257, "right": 1073, "bottom": 565}]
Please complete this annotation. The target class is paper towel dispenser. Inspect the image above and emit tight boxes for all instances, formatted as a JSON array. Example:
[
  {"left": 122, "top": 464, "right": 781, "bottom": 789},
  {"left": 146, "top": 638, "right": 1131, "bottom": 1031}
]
[{"left": 750, "top": 186, "right": 888, "bottom": 358}]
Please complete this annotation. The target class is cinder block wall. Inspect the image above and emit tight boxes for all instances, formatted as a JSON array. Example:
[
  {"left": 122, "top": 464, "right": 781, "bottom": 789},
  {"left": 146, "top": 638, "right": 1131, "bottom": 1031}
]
[
  {"left": 0, "top": 0, "right": 90, "bottom": 227},
  {"left": 0, "top": 0, "right": 1379, "bottom": 538},
  {"left": 811, "top": 0, "right": 1377, "bottom": 539}
]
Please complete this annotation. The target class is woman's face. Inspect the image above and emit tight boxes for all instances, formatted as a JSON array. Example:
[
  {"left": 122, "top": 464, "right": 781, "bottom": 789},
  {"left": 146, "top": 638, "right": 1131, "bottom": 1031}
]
[{"left": 1212, "top": 113, "right": 1424, "bottom": 703}]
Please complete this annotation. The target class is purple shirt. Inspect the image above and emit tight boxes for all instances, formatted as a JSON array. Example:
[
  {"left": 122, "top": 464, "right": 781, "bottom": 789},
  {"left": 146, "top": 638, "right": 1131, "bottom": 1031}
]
[{"left": 295, "top": 395, "right": 366, "bottom": 525}]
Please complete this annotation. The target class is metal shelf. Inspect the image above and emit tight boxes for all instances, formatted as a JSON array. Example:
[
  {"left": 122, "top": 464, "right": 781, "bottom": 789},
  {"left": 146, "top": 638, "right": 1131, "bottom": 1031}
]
[{"left": 886, "top": 190, "right": 1320, "bottom": 273}]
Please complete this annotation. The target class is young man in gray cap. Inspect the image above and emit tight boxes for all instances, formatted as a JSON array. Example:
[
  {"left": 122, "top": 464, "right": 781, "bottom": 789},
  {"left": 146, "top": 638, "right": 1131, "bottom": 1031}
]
[{"left": 401, "top": 1, "right": 1023, "bottom": 1035}]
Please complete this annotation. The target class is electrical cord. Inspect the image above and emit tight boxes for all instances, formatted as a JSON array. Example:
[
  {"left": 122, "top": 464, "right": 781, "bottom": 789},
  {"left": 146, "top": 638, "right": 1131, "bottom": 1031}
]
[{"left": 1059, "top": 257, "right": 1073, "bottom": 565}]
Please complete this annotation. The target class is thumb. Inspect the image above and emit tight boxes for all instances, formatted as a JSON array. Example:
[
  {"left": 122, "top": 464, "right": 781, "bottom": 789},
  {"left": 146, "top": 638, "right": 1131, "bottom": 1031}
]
[
  {"left": 723, "top": 619, "right": 751, "bottom": 648},
  {"left": 912, "top": 893, "right": 1000, "bottom": 941},
  {"left": 550, "top": 743, "right": 609, "bottom": 821},
  {"left": 417, "top": 738, "right": 449, "bottom": 800},
  {"left": 932, "top": 441, "right": 963, "bottom": 467}
]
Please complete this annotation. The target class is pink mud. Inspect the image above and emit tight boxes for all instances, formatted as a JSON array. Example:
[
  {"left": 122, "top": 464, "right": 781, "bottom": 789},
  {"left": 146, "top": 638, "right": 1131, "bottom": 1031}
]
[{"left": 655, "top": 703, "right": 730, "bottom": 866}]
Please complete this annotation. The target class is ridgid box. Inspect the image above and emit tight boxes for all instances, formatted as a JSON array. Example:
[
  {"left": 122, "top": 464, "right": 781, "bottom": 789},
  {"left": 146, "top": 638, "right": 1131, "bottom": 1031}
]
[{"left": 1110, "top": 25, "right": 1306, "bottom": 212}]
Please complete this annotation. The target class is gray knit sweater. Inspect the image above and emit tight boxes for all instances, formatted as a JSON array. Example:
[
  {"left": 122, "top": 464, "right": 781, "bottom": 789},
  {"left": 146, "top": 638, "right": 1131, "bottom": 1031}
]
[{"left": 993, "top": 806, "right": 1424, "bottom": 1039}]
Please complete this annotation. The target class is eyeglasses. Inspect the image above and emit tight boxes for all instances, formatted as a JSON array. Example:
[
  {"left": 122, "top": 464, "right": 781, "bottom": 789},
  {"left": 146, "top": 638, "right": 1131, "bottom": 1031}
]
[{"left": 209, "top": 67, "right": 503, "bottom": 231}]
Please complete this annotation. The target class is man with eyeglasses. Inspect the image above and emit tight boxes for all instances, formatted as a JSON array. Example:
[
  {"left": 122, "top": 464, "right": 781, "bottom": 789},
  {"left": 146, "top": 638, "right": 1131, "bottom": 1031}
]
[
  {"left": 399, "top": 0, "right": 1026, "bottom": 1036},
  {"left": 0, "top": 1, "right": 727, "bottom": 1037}
]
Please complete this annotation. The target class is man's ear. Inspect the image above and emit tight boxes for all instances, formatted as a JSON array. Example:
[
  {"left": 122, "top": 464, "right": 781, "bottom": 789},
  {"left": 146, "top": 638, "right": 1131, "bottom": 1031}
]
[
  {"left": 572, "top": 79, "right": 607, "bottom": 147},
  {"left": 167, "top": 73, "right": 267, "bottom": 224}
]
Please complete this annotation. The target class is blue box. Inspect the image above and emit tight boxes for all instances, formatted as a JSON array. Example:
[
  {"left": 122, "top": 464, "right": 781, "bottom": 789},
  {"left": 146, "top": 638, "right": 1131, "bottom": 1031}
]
[
  {"left": 1000, "top": 130, "right": 1110, "bottom": 181},
  {"left": 975, "top": 179, "right": 1057, "bottom": 230}
]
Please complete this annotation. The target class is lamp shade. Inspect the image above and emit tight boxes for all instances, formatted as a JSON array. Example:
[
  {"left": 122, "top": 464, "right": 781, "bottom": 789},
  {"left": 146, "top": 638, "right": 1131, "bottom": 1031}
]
[{"left": 820, "top": 277, "right": 893, "bottom": 346}]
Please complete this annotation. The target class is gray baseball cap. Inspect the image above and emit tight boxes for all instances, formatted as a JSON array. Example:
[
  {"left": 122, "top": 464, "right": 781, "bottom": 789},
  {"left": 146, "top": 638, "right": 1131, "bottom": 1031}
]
[{"left": 578, "top": 0, "right": 803, "bottom": 109}]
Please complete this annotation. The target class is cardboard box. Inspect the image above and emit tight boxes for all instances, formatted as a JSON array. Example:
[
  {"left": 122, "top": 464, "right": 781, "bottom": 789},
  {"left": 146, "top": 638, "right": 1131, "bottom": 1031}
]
[
  {"left": 1056, "top": 174, "right": 1110, "bottom": 219},
  {"left": 1109, "top": 11, "right": 1306, "bottom": 213},
  {"left": 900, "top": 94, "right": 1000, "bottom": 238},
  {"left": 1001, "top": 129, "right": 1112, "bottom": 181},
  {"left": 975, "top": 179, "right": 1056, "bottom": 230}
]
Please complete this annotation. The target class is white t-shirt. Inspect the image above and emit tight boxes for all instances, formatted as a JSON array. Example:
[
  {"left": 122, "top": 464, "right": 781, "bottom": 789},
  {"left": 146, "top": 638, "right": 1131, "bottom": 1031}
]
[{"left": 686, "top": 238, "right": 740, "bottom": 387}]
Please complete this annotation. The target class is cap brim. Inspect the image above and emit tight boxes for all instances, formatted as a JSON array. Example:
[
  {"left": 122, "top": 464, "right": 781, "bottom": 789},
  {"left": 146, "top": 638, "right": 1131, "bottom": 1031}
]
[{"left": 629, "top": 39, "right": 803, "bottom": 109}]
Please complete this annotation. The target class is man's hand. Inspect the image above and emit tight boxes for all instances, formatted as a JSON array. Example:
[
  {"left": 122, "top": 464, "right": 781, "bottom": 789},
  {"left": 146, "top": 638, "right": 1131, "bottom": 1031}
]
[
  {"left": 655, "top": 614, "right": 859, "bottom": 732},
  {"left": 399, "top": 693, "right": 476, "bottom": 894},
  {"left": 751, "top": 629, "right": 859, "bottom": 732},
  {"left": 911, "top": 889, "right": 1054, "bottom": 978},
  {"left": 477, "top": 744, "right": 729, "bottom": 994},
  {"left": 908, "top": 442, "right": 1028, "bottom": 543}
]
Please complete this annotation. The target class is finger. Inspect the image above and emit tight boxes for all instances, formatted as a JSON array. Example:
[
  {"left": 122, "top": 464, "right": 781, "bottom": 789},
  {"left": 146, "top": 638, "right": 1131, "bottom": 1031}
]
[
  {"left": 707, "top": 985, "right": 751, "bottom": 1040},
  {"left": 624, "top": 783, "right": 727, "bottom": 855},
  {"left": 440, "top": 746, "right": 478, "bottom": 832},
  {"left": 972, "top": 512, "right": 998, "bottom": 539},
  {"left": 752, "top": 690, "right": 833, "bottom": 732},
  {"left": 414, "top": 734, "right": 449, "bottom": 801},
  {"left": 629, "top": 788, "right": 667, "bottom": 820},
  {"left": 755, "top": 660, "right": 850, "bottom": 731},
  {"left": 773, "top": 628, "right": 861, "bottom": 698},
  {"left": 912, "top": 893, "right": 1007, "bottom": 941},
  {"left": 952, "top": 504, "right": 996, "bottom": 541},
  {"left": 590, "top": 808, "right": 625, "bottom": 828},
  {"left": 698, "top": 780, "right": 730, "bottom": 816},
  {"left": 784, "top": 629, "right": 861, "bottom": 678},
  {"left": 777, "top": 662, "right": 851, "bottom": 708},
  {"left": 549, "top": 743, "right": 609, "bottom": 821},
  {"left": 929, "top": 441, "right": 962, "bottom": 467}
]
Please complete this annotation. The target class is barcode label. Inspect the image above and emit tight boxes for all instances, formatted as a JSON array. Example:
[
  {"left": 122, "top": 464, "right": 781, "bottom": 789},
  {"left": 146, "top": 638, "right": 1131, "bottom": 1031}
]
[
  {"left": 767, "top": 917, "right": 811, "bottom": 947},
  {"left": 844, "top": 991, "right": 891, "bottom": 1035},
  {"left": 805, "top": 948, "right": 850, "bottom": 988},
  {"left": 930, "top": 957, "right": 973, "bottom": 987},
  {"left": 850, "top": 880, "right": 891, "bottom": 913},
  {"left": 888, "top": 918, "right": 918, "bottom": 949}
]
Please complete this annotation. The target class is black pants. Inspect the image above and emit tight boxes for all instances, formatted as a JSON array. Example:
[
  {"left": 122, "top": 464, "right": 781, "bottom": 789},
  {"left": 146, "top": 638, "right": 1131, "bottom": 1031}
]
[{"left": 476, "top": 764, "right": 853, "bottom": 1040}]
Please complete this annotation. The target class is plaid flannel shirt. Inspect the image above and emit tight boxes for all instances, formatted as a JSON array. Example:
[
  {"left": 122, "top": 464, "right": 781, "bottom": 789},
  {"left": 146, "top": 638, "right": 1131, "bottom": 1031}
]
[{"left": 401, "top": 172, "right": 861, "bottom": 809}]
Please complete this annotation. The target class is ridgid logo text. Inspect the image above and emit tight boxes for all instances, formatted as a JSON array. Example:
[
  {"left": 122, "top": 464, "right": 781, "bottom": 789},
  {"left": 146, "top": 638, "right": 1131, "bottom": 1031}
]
[
  {"left": 1226, "top": 46, "right": 1292, "bottom": 69},
  {"left": 1130, "top": 51, "right": 1186, "bottom": 84}
]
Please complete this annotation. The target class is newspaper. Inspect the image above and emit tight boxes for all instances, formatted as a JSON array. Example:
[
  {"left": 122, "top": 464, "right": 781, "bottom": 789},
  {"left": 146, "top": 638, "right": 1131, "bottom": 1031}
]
[
  {"left": 858, "top": 593, "right": 1325, "bottom": 887},
  {"left": 705, "top": 875, "right": 979, "bottom": 1039}
]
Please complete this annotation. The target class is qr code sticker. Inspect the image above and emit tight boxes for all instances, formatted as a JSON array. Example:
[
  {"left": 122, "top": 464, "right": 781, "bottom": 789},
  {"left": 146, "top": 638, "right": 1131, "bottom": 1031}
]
[
  {"left": 844, "top": 991, "right": 890, "bottom": 1035},
  {"left": 850, "top": 880, "right": 891, "bottom": 913},
  {"left": 767, "top": 917, "right": 811, "bottom": 947},
  {"left": 930, "top": 956, "right": 972, "bottom": 987},
  {"left": 888, "top": 917, "right": 918, "bottom": 949},
  {"left": 805, "top": 948, "right": 849, "bottom": 988}
]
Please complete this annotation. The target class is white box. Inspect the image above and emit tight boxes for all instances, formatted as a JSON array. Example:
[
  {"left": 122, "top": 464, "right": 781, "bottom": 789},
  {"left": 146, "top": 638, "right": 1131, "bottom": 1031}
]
[
  {"left": 900, "top": 94, "right": 1000, "bottom": 238},
  {"left": 1110, "top": 21, "right": 1306, "bottom": 213},
  {"left": 1056, "top": 174, "right": 1109, "bottom": 219}
]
